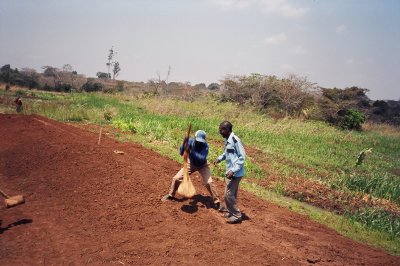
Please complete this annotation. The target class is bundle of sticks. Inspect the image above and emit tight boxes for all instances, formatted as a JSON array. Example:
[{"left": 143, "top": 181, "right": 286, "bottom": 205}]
[
  {"left": 0, "top": 188, "right": 25, "bottom": 208},
  {"left": 177, "top": 124, "right": 196, "bottom": 198}
]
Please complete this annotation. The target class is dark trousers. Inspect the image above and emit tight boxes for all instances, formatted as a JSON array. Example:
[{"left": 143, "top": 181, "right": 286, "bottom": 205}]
[{"left": 225, "top": 176, "right": 242, "bottom": 219}]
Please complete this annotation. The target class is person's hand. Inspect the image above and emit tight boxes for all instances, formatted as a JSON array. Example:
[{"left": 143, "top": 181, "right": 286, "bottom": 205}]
[
  {"left": 213, "top": 159, "right": 219, "bottom": 166},
  {"left": 226, "top": 170, "right": 234, "bottom": 179}
]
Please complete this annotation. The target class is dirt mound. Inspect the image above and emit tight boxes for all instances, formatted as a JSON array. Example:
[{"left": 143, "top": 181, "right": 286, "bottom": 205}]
[{"left": 0, "top": 114, "right": 398, "bottom": 265}]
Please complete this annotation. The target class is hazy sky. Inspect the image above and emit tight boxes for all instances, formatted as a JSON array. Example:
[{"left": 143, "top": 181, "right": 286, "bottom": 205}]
[{"left": 1, "top": 0, "right": 399, "bottom": 100}]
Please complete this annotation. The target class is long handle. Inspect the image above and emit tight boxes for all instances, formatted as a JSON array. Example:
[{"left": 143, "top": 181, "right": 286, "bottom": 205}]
[
  {"left": 0, "top": 188, "right": 10, "bottom": 199},
  {"left": 185, "top": 123, "right": 192, "bottom": 139},
  {"left": 183, "top": 124, "right": 192, "bottom": 181}
]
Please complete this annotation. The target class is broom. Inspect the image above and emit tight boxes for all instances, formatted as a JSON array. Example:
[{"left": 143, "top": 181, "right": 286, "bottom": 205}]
[
  {"left": 0, "top": 188, "right": 25, "bottom": 208},
  {"left": 177, "top": 124, "right": 196, "bottom": 198}
]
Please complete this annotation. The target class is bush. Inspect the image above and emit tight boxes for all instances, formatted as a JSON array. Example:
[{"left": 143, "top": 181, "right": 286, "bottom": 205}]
[
  {"left": 116, "top": 81, "right": 125, "bottom": 92},
  {"left": 55, "top": 83, "right": 72, "bottom": 92},
  {"left": 339, "top": 109, "right": 366, "bottom": 130},
  {"left": 207, "top": 83, "right": 220, "bottom": 90},
  {"left": 82, "top": 80, "right": 105, "bottom": 92},
  {"left": 102, "top": 86, "right": 117, "bottom": 94},
  {"left": 219, "top": 74, "right": 316, "bottom": 116},
  {"left": 15, "top": 89, "right": 27, "bottom": 97}
]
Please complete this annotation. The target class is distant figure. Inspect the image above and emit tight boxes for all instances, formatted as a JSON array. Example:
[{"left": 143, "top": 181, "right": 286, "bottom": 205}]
[{"left": 14, "top": 97, "right": 23, "bottom": 113}]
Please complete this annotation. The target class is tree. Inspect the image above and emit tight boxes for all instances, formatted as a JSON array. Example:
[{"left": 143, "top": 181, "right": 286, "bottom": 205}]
[
  {"left": 148, "top": 66, "right": 172, "bottom": 95},
  {"left": 42, "top": 66, "right": 59, "bottom": 87},
  {"left": 104, "top": 47, "right": 121, "bottom": 80},
  {"left": 61, "top": 64, "right": 77, "bottom": 91},
  {"left": 62, "top": 64, "right": 73, "bottom": 73},
  {"left": 106, "top": 47, "right": 114, "bottom": 78},
  {"left": 96, "top": 72, "right": 110, "bottom": 79},
  {"left": 82, "top": 78, "right": 105, "bottom": 92},
  {"left": 207, "top": 83, "right": 220, "bottom": 90},
  {"left": 112, "top": 62, "right": 121, "bottom": 79},
  {"left": 20, "top": 68, "right": 40, "bottom": 89},
  {"left": 0, "top": 64, "right": 12, "bottom": 84},
  {"left": 277, "top": 74, "right": 317, "bottom": 116}
]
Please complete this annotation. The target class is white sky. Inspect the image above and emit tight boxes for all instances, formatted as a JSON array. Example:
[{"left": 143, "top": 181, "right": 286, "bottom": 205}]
[{"left": 1, "top": 0, "right": 399, "bottom": 100}]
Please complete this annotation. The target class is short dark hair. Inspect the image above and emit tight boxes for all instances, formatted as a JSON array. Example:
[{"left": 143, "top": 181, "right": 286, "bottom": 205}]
[{"left": 220, "top": 121, "right": 233, "bottom": 131}]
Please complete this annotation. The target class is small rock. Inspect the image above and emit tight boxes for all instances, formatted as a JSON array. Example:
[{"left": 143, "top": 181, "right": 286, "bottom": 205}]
[{"left": 307, "top": 257, "right": 321, "bottom": 264}]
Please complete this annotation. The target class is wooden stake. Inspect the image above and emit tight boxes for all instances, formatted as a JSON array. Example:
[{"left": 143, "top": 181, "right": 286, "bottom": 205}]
[{"left": 98, "top": 127, "right": 103, "bottom": 145}]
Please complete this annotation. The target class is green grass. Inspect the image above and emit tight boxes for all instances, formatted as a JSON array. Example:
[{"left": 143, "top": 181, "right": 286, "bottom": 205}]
[
  {"left": 244, "top": 181, "right": 400, "bottom": 255},
  {"left": 1, "top": 88, "right": 399, "bottom": 254}
]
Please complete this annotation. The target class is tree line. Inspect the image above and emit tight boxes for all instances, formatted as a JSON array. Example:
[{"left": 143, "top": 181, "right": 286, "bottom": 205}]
[
  {"left": 218, "top": 74, "right": 400, "bottom": 129},
  {"left": 1, "top": 65, "right": 399, "bottom": 129}
]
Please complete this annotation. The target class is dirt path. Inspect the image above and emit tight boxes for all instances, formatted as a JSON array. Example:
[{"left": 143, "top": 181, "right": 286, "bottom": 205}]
[{"left": 0, "top": 114, "right": 398, "bottom": 265}]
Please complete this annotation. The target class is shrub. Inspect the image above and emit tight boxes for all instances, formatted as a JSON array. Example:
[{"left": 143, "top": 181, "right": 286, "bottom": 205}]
[
  {"left": 82, "top": 80, "right": 105, "bottom": 92},
  {"left": 55, "top": 83, "right": 72, "bottom": 92},
  {"left": 102, "top": 87, "right": 117, "bottom": 94},
  {"left": 15, "top": 89, "right": 26, "bottom": 97},
  {"left": 104, "top": 111, "right": 113, "bottom": 121},
  {"left": 207, "top": 83, "right": 220, "bottom": 90},
  {"left": 116, "top": 81, "right": 125, "bottom": 92},
  {"left": 339, "top": 109, "right": 366, "bottom": 130},
  {"left": 220, "top": 74, "right": 316, "bottom": 116}
]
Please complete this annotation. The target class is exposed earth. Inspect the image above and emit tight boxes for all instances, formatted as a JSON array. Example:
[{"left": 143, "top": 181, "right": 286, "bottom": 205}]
[{"left": 0, "top": 114, "right": 398, "bottom": 265}]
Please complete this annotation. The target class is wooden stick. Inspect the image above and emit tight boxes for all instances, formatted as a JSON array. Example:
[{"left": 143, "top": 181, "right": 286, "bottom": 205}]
[
  {"left": 0, "top": 188, "right": 10, "bottom": 198},
  {"left": 98, "top": 127, "right": 103, "bottom": 145}
]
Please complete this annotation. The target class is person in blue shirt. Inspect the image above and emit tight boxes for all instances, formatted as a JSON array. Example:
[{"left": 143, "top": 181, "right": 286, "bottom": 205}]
[
  {"left": 161, "top": 130, "right": 221, "bottom": 209},
  {"left": 213, "top": 121, "right": 246, "bottom": 224}
]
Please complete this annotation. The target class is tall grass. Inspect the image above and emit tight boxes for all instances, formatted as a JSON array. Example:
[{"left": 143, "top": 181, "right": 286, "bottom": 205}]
[{"left": 348, "top": 207, "right": 400, "bottom": 240}]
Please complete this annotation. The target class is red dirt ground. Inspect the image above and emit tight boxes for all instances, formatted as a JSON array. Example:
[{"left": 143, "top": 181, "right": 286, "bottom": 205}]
[{"left": 0, "top": 114, "right": 398, "bottom": 265}]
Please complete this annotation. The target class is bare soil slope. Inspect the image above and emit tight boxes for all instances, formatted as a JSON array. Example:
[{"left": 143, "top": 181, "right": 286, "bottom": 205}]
[{"left": 0, "top": 114, "right": 398, "bottom": 265}]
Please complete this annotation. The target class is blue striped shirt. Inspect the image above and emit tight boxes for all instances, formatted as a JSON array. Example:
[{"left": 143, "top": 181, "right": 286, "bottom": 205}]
[
  {"left": 180, "top": 138, "right": 208, "bottom": 167},
  {"left": 217, "top": 132, "right": 246, "bottom": 177}
]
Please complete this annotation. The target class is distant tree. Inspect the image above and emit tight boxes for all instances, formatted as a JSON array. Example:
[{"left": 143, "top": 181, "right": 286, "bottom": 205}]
[
  {"left": 106, "top": 47, "right": 115, "bottom": 78},
  {"left": 42, "top": 65, "right": 59, "bottom": 87},
  {"left": 112, "top": 62, "right": 121, "bottom": 79},
  {"left": 0, "top": 64, "right": 11, "bottom": 72},
  {"left": 207, "top": 83, "right": 220, "bottom": 90},
  {"left": 321, "top": 86, "right": 369, "bottom": 104},
  {"left": 278, "top": 74, "right": 317, "bottom": 116},
  {"left": 104, "top": 47, "right": 121, "bottom": 80},
  {"left": 193, "top": 83, "right": 207, "bottom": 90},
  {"left": 96, "top": 72, "right": 110, "bottom": 79},
  {"left": 20, "top": 68, "right": 40, "bottom": 89},
  {"left": 0, "top": 64, "right": 19, "bottom": 85},
  {"left": 149, "top": 66, "right": 171, "bottom": 95},
  {"left": 318, "top": 86, "right": 371, "bottom": 127},
  {"left": 82, "top": 78, "right": 105, "bottom": 92},
  {"left": 0, "top": 64, "right": 12, "bottom": 84},
  {"left": 61, "top": 64, "right": 77, "bottom": 91},
  {"left": 62, "top": 64, "right": 73, "bottom": 73}
]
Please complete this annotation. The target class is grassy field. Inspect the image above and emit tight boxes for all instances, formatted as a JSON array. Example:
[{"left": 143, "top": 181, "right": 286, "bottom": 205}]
[{"left": 1, "top": 87, "right": 399, "bottom": 254}]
